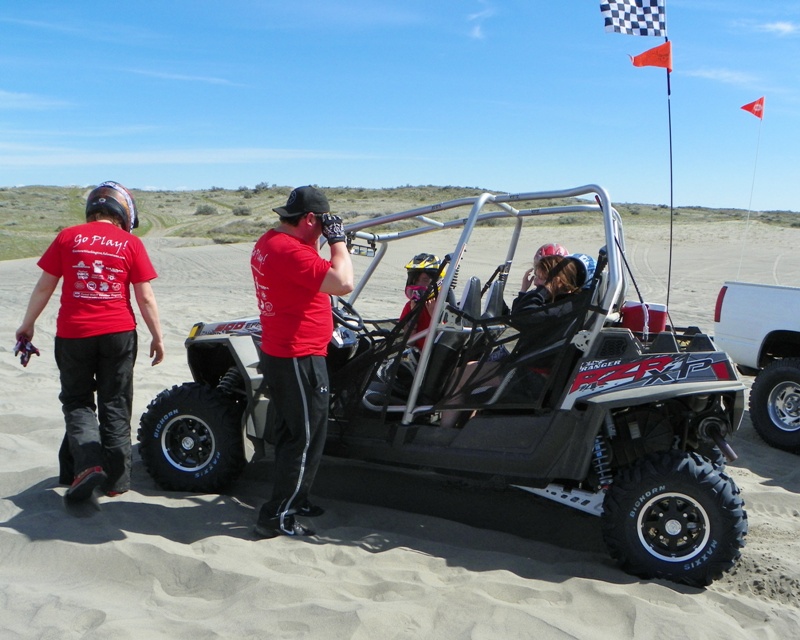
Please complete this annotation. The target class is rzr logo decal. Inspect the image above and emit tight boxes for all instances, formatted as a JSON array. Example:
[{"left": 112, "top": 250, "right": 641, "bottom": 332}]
[
  {"left": 570, "top": 354, "right": 731, "bottom": 395},
  {"left": 199, "top": 320, "right": 261, "bottom": 336}
]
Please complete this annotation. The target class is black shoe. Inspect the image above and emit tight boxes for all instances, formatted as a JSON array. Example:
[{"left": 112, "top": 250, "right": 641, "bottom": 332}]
[
  {"left": 296, "top": 501, "right": 325, "bottom": 517},
  {"left": 254, "top": 514, "right": 315, "bottom": 539},
  {"left": 65, "top": 466, "right": 107, "bottom": 502}
]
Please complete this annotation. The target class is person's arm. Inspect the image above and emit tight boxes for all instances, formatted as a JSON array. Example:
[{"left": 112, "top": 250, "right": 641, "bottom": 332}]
[
  {"left": 133, "top": 281, "right": 165, "bottom": 366},
  {"left": 319, "top": 235, "right": 354, "bottom": 296},
  {"left": 511, "top": 285, "right": 550, "bottom": 314},
  {"left": 16, "top": 271, "right": 59, "bottom": 341}
]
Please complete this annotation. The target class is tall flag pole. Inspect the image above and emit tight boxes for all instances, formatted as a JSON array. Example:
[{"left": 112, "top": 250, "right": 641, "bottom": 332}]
[
  {"left": 736, "top": 97, "right": 766, "bottom": 280},
  {"left": 600, "top": 1, "right": 674, "bottom": 310}
]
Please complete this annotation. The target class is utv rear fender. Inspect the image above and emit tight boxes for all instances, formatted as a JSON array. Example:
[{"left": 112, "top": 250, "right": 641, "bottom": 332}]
[
  {"left": 577, "top": 381, "right": 744, "bottom": 416},
  {"left": 186, "top": 334, "right": 268, "bottom": 440}
]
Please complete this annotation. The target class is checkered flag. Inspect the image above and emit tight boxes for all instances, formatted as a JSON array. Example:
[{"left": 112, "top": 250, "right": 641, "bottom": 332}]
[{"left": 601, "top": 1, "right": 666, "bottom": 37}]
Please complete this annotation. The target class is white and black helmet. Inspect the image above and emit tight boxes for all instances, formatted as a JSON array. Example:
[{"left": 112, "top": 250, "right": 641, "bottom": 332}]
[{"left": 85, "top": 181, "right": 139, "bottom": 232}]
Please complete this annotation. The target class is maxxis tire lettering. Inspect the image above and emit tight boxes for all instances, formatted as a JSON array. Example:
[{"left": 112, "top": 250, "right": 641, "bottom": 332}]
[{"left": 601, "top": 451, "right": 747, "bottom": 587}]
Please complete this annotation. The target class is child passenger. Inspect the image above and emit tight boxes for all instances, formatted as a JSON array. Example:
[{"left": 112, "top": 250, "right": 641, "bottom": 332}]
[{"left": 399, "top": 253, "right": 443, "bottom": 351}]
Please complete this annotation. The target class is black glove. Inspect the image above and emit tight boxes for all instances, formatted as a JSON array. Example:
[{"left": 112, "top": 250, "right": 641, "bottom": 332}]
[{"left": 320, "top": 214, "right": 346, "bottom": 244}]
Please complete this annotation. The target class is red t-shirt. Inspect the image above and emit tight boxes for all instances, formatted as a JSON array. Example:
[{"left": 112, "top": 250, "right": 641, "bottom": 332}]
[
  {"left": 37, "top": 221, "right": 158, "bottom": 339},
  {"left": 251, "top": 229, "right": 332, "bottom": 357},
  {"left": 400, "top": 301, "right": 432, "bottom": 350}
]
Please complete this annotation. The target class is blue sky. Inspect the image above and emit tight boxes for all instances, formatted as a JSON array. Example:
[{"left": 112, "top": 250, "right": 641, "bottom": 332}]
[{"left": 1, "top": 1, "right": 798, "bottom": 211}]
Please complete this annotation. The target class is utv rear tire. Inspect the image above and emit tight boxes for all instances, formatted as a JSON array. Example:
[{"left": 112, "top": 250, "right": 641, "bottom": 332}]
[
  {"left": 601, "top": 451, "right": 747, "bottom": 587},
  {"left": 138, "top": 383, "right": 246, "bottom": 492},
  {"left": 749, "top": 358, "right": 800, "bottom": 453}
]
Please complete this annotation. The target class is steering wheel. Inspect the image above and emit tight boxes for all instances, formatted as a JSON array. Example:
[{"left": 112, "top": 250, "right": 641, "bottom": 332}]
[{"left": 332, "top": 297, "right": 365, "bottom": 331}]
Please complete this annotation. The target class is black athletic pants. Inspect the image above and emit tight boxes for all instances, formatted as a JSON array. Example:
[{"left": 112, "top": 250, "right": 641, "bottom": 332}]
[
  {"left": 55, "top": 330, "right": 137, "bottom": 493},
  {"left": 258, "top": 352, "right": 329, "bottom": 524}
]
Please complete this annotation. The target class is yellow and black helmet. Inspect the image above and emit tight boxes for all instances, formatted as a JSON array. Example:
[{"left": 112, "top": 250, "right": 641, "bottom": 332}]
[{"left": 404, "top": 253, "right": 443, "bottom": 301}]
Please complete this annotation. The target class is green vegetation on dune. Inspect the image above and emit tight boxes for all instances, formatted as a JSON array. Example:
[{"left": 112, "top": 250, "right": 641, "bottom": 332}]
[{"left": 1, "top": 184, "right": 797, "bottom": 261}]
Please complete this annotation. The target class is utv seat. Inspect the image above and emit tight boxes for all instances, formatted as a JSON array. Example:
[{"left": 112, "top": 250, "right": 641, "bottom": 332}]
[
  {"left": 362, "top": 277, "right": 482, "bottom": 412},
  {"left": 481, "top": 278, "right": 508, "bottom": 319},
  {"left": 419, "top": 276, "right": 482, "bottom": 403}
]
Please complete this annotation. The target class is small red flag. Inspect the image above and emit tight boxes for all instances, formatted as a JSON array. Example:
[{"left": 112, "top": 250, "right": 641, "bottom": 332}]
[
  {"left": 741, "top": 97, "right": 765, "bottom": 120},
  {"left": 630, "top": 40, "right": 672, "bottom": 73}
]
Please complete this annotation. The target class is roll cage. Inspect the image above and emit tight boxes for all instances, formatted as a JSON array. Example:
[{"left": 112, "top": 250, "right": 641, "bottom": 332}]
[{"left": 335, "top": 184, "right": 629, "bottom": 425}]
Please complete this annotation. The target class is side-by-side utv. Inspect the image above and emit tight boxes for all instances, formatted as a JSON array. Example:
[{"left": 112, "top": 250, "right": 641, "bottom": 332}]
[{"left": 139, "top": 185, "right": 747, "bottom": 586}]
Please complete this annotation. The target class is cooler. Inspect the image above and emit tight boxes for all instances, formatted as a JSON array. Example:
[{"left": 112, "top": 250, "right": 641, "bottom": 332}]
[{"left": 620, "top": 301, "right": 667, "bottom": 334}]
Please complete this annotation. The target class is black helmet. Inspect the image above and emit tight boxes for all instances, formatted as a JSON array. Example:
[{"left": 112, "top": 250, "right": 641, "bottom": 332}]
[
  {"left": 404, "top": 253, "right": 443, "bottom": 301},
  {"left": 85, "top": 181, "right": 139, "bottom": 232}
]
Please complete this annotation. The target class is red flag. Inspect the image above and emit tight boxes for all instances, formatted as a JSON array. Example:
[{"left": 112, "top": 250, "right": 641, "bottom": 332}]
[
  {"left": 741, "top": 97, "right": 765, "bottom": 120},
  {"left": 630, "top": 40, "right": 672, "bottom": 72}
]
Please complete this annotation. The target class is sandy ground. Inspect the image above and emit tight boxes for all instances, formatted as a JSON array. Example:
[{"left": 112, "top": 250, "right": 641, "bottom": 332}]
[{"left": 2, "top": 215, "right": 800, "bottom": 639}]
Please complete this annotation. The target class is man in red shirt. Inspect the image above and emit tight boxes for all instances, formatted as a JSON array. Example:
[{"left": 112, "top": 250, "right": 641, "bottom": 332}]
[
  {"left": 250, "top": 186, "right": 353, "bottom": 538},
  {"left": 16, "top": 181, "right": 164, "bottom": 501}
]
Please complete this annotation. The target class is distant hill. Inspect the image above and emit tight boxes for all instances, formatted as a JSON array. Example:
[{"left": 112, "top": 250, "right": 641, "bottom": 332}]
[{"left": 1, "top": 184, "right": 797, "bottom": 261}]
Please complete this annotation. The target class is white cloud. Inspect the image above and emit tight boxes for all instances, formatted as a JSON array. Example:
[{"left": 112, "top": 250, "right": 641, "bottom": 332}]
[
  {"left": 467, "top": 0, "right": 494, "bottom": 40},
  {"left": 0, "top": 147, "right": 376, "bottom": 167},
  {"left": 0, "top": 17, "right": 84, "bottom": 35},
  {"left": 0, "top": 89, "right": 71, "bottom": 110},
  {"left": 683, "top": 68, "right": 759, "bottom": 88},
  {"left": 757, "top": 21, "right": 798, "bottom": 36},
  {"left": 0, "top": 125, "right": 161, "bottom": 138},
  {"left": 128, "top": 69, "right": 239, "bottom": 86}
]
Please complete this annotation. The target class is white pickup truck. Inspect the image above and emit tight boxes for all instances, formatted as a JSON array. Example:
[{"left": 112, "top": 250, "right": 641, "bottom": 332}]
[{"left": 714, "top": 281, "right": 800, "bottom": 452}]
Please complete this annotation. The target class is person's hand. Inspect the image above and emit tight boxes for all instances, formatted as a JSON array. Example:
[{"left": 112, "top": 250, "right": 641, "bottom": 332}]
[
  {"left": 520, "top": 267, "right": 535, "bottom": 293},
  {"left": 320, "top": 214, "right": 346, "bottom": 244},
  {"left": 15, "top": 325, "right": 33, "bottom": 343},
  {"left": 150, "top": 338, "right": 165, "bottom": 366}
]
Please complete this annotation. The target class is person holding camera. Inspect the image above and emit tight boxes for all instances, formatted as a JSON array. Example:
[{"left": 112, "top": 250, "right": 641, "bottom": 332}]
[{"left": 250, "top": 186, "right": 353, "bottom": 538}]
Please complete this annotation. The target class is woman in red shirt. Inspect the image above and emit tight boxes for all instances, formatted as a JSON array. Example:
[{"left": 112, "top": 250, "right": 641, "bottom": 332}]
[{"left": 16, "top": 181, "right": 164, "bottom": 501}]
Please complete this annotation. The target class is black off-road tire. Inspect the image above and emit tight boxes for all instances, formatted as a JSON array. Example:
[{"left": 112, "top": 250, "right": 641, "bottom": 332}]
[
  {"left": 601, "top": 451, "right": 747, "bottom": 587},
  {"left": 749, "top": 358, "right": 800, "bottom": 453},
  {"left": 696, "top": 443, "right": 725, "bottom": 470},
  {"left": 138, "top": 383, "right": 246, "bottom": 492}
]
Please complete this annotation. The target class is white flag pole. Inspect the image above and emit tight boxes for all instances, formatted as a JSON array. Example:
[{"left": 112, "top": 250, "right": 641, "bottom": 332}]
[{"left": 736, "top": 112, "right": 764, "bottom": 280}]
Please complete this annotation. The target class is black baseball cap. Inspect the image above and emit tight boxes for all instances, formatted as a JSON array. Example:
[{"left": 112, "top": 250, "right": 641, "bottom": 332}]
[{"left": 273, "top": 186, "right": 330, "bottom": 218}]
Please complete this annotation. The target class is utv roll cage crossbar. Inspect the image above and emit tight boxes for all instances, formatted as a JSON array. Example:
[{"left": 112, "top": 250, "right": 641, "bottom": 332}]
[{"left": 338, "top": 185, "right": 628, "bottom": 425}]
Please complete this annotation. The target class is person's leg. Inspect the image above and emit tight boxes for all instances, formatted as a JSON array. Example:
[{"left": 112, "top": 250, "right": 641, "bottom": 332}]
[
  {"left": 55, "top": 336, "right": 108, "bottom": 499},
  {"left": 256, "top": 353, "right": 327, "bottom": 536},
  {"left": 96, "top": 330, "right": 137, "bottom": 494},
  {"left": 57, "top": 433, "right": 74, "bottom": 485},
  {"left": 439, "top": 361, "right": 479, "bottom": 429},
  {"left": 55, "top": 336, "right": 103, "bottom": 475},
  {"left": 294, "top": 355, "right": 328, "bottom": 503},
  {"left": 439, "top": 361, "right": 502, "bottom": 429}
]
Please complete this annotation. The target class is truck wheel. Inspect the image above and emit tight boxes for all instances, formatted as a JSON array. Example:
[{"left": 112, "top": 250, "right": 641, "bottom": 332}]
[
  {"left": 749, "top": 358, "right": 800, "bottom": 453},
  {"left": 601, "top": 451, "right": 747, "bottom": 587},
  {"left": 138, "top": 383, "right": 246, "bottom": 492}
]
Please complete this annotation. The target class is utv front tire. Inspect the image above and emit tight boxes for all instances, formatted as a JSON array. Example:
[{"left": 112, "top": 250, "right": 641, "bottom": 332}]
[
  {"left": 749, "top": 358, "right": 800, "bottom": 453},
  {"left": 602, "top": 451, "right": 747, "bottom": 587},
  {"left": 138, "top": 383, "right": 246, "bottom": 492}
]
